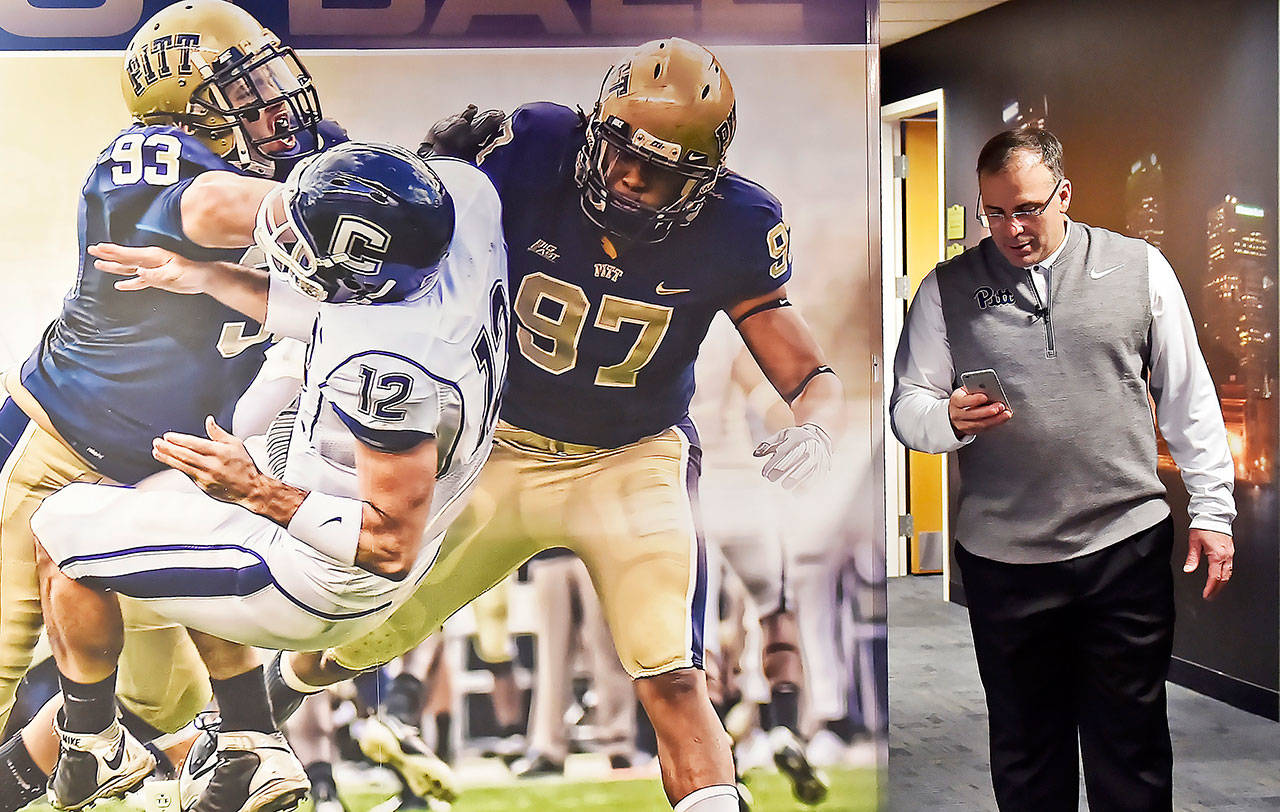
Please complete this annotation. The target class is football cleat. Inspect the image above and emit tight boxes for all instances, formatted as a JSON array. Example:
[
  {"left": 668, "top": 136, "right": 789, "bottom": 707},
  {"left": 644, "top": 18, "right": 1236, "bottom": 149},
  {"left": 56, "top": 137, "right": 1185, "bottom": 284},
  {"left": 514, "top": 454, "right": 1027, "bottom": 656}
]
[
  {"left": 178, "top": 714, "right": 221, "bottom": 811},
  {"left": 768, "top": 726, "right": 829, "bottom": 806},
  {"left": 185, "top": 729, "right": 309, "bottom": 812},
  {"left": 510, "top": 752, "right": 563, "bottom": 779},
  {"left": 48, "top": 717, "right": 156, "bottom": 810},
  {"left": 354, "top": 716, "right": 457, "bottom": 803}
]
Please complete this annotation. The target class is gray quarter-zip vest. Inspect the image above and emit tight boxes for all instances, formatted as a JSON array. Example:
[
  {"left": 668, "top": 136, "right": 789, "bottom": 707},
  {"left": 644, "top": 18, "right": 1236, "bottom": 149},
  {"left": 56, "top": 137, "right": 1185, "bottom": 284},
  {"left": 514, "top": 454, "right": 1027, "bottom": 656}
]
[{"left": 937, "top": 222, "right": 1169, "bottom": 564}]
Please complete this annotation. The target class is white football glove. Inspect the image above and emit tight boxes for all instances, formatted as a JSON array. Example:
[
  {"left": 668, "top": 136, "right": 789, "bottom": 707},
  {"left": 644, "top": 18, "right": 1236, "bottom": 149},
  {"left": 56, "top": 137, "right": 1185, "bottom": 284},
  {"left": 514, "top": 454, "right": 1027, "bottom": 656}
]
[{"left": 753, "top": 423, "right": 832, "bottom": 490}]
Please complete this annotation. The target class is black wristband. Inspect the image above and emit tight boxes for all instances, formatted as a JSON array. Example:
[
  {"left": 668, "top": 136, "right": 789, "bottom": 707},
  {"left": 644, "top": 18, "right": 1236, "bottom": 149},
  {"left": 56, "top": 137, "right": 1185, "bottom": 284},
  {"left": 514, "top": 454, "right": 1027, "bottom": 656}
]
[
  {"left": 784, "top": 365, "right": 835, "bottom": 404},
  {"left": 732, "top": 297, "right": 790, "bottom": 326}
]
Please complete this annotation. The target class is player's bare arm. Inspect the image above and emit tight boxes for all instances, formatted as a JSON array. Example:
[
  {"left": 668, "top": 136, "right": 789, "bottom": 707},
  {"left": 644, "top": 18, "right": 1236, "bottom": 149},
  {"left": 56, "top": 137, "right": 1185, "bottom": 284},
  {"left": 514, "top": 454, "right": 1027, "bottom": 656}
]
[
  {"left": 154, "top": 415, "right": 438, "bottom": 580},
  {"left": 729, "top": 285, "right": 844, "bottom": 488},
  {"left": 90, "top": 242, "right": 269, "bottom": 323},
  {"left": 180, "top": 170, "right": 280, "bottom": 248}
]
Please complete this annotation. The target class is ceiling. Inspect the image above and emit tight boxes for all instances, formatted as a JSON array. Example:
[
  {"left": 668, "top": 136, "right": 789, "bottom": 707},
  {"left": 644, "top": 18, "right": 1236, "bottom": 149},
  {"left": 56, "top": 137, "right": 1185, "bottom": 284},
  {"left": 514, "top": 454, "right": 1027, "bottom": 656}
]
[{"left": 880, "top": 0, "right": 1012, "bottom": 46}]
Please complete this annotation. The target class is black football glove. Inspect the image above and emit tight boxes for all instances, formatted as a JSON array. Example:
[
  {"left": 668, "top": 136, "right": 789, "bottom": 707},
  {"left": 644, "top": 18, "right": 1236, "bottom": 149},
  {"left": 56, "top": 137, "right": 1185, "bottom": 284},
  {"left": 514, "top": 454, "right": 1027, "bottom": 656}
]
[{"left": 417, "top": 104, "right": 506, "bottom": 162}]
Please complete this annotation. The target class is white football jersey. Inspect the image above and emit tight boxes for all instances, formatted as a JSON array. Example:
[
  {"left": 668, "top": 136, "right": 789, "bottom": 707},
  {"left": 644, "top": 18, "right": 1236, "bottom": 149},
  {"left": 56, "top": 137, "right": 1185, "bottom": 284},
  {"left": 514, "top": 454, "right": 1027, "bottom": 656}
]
[{"left": 283, "top": 158, "right": 509, "bottom": 569}]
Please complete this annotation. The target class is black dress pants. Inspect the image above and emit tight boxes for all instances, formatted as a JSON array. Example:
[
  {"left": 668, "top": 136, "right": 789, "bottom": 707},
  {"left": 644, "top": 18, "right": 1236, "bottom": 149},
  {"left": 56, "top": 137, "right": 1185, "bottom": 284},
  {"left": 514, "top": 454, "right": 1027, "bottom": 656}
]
[{"left": 955, "top": 518, "right": 1175, "bottom": 812}]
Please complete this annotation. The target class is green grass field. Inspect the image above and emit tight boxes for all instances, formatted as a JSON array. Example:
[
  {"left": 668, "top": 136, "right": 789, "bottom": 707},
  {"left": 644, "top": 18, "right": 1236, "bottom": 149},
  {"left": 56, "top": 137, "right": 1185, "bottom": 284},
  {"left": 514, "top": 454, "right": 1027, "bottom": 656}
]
[{"left": 23, "top": 767, "right": 878, "bottom": 812}]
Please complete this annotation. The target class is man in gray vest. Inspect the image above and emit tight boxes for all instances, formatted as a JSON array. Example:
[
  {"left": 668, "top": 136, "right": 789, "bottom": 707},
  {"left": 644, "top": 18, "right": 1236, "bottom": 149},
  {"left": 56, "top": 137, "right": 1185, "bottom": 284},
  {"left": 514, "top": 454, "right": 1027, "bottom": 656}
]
[{"left": 890, "top": 128, "right": 1236, "bottom": 811}]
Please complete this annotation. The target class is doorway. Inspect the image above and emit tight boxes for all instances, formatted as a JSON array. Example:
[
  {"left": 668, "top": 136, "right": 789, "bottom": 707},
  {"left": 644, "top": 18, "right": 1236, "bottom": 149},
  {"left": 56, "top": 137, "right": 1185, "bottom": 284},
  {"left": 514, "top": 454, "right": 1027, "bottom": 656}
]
[{"left": 880, "top": 90, "right": 949, "bottom": 592}]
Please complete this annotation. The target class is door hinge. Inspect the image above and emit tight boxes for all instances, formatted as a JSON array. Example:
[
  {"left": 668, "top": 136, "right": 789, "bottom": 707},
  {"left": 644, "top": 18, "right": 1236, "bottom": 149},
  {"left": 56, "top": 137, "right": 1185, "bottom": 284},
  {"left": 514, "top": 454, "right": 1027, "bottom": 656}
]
[
  {"left": 895, "top": 276, "right": 910, "bottom": 299},
  {"left": 898, "top": 513, "right": 915, "bottom": 538},
  {"left": 892, "top": 154, "right": 909, "bottom": 179}
]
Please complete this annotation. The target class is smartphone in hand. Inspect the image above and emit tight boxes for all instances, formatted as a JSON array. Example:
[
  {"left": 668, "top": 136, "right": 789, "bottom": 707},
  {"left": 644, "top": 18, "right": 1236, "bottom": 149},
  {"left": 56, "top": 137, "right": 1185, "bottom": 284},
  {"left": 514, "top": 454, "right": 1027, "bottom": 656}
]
[{"left": 960, "top": 368, "right": 1010, "bottom": 408}]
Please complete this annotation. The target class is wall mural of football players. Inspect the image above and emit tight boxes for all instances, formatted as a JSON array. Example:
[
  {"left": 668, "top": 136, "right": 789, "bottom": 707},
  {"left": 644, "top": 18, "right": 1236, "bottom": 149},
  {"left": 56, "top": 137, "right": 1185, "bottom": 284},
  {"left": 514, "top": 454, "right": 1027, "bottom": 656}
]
[{"left": 0, "top": 11, "right": 883, "bottom": 812}]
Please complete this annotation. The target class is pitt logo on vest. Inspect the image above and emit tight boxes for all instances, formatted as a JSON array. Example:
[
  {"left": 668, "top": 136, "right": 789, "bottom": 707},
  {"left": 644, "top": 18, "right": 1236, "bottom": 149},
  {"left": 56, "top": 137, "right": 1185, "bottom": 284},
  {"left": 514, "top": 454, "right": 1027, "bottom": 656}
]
[{"left": 974, "top": 286, "right": 1016, "bottom": 309}]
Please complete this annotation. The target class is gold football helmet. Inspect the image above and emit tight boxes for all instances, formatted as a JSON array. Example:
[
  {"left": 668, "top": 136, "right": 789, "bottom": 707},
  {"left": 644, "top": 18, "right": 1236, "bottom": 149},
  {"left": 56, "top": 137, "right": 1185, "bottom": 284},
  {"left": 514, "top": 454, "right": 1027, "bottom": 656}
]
[
  {"left": 121, "top": 0, "right": 321, "bottom": 176},
  {"left": 576, "top": 37, "right": 736, "bottom": 242}
]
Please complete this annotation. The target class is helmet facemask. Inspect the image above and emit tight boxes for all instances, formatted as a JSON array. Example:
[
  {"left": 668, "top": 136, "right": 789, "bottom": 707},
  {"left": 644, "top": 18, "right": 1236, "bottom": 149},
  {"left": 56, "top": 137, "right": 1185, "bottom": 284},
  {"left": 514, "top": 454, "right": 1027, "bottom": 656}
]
[
  {"left": 577, "top": 112, "right": 721, "bottom": 243},
  {"left": 255, "top": 176, "right": 329, "bottom": 302},
  {"left": 187, "top": 42, "right": 321, "bottom": 177}
]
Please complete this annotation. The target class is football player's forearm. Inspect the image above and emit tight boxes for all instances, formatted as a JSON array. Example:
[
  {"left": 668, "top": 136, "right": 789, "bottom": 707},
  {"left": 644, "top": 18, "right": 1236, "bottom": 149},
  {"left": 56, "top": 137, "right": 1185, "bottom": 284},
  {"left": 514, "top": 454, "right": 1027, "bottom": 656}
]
[
  {"left": 239, "top": 474, "right": 309, "bottom": 528},
  {"left": 790, "top": 370, "right": 844, "bottom": 438},
  {"left": 242, "top": 479, "right": 405, "bottom": 576},
  {"left": 735, "top": 297, "right": 836, "bottom": 428},
  {"left": 204, "top": 262, "right": 270, "bottom": 323},
  {"left": 351, "top": 479, "right": 435, "bottom": 581}
]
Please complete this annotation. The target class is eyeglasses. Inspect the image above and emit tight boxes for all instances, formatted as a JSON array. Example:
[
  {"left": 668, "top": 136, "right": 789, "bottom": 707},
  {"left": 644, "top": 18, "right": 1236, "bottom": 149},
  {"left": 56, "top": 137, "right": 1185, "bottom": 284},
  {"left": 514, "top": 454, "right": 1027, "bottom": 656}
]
[{"left": 976, "top": 177, "right": 1065, "bottom": 228}]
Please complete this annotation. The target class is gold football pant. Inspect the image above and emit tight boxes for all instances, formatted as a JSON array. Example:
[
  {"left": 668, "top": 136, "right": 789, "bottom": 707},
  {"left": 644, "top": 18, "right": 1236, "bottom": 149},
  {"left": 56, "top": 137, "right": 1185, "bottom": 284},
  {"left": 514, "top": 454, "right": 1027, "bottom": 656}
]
[
  {"left": 0, "top": 391, "right": 210, "bottom": 734},
  {"left": 469, "top": 575, "right": 514, "bottom": 665},
  {"left": 332, "top": 419, "right": 709, "bottom": 678}
]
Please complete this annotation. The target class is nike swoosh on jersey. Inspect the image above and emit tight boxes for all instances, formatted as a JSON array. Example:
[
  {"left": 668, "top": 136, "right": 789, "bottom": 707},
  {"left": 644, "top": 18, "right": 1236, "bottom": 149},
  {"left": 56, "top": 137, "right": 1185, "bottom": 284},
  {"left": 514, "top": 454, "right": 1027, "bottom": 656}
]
[
  {"left": 655, "top": 282, "right": 691, "bottom": 295},
  {"left": 1089, "top": 264, "right": 1124, "bottom": 279},
  {"left": 320, "top": 516, "right": 344, "bottom": 527}
]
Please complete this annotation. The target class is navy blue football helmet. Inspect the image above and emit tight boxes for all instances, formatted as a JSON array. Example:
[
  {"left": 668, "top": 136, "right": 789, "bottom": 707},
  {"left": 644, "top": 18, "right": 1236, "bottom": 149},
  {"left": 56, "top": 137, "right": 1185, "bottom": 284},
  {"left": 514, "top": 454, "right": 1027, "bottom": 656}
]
[{"left": 257, "top": 142, "right": 455, "bottom": 304}]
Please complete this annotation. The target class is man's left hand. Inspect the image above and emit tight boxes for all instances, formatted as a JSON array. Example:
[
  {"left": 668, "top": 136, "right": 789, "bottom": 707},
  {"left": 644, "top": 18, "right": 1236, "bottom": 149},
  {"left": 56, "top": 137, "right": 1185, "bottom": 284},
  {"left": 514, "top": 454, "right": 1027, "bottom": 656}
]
[
  {"left": 1183, "top": 528, "right": 1234, "bottom": 600},
  {"left": 754, "top": 423, "right": 832, "bottom": 490},
  {"left": 153, "top": 416, "right": 264, "bottom": 505}
]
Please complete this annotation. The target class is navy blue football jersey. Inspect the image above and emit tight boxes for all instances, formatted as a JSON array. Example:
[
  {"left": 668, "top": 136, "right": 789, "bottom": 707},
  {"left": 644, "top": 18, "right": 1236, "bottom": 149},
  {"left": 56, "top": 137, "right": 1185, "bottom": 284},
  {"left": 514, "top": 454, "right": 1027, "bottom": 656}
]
[
  {"left": 477, "top": 102, "right": 792, "bottom": 447},
  {"left": 17, "top": 120, "right": 347, "bottom": 483}
]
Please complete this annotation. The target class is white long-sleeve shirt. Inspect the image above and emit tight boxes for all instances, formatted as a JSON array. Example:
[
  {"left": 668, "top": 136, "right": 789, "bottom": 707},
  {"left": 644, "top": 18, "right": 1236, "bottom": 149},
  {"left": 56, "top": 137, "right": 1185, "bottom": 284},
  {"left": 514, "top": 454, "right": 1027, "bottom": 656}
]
[{"left": 891, "top": 240, "right": 1236, "bottom": 536}]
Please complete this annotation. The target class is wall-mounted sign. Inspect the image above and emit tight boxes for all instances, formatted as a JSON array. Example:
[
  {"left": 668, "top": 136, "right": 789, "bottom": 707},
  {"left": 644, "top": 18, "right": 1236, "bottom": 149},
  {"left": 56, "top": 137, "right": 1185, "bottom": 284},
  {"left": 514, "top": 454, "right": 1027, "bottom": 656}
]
[
  {"left": 0, "top": 0, "right": 871, "bottom": 50},
  {"left": 946, "top": 203, "right": 965, "bottom": 241}
]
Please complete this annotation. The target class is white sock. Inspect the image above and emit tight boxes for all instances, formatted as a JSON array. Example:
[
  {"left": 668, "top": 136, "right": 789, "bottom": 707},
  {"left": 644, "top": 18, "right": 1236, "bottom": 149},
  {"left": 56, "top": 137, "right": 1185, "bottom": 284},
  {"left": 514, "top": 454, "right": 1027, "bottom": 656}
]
[{"left": 673, "top": 784, "right": 739, "bottom": 811}]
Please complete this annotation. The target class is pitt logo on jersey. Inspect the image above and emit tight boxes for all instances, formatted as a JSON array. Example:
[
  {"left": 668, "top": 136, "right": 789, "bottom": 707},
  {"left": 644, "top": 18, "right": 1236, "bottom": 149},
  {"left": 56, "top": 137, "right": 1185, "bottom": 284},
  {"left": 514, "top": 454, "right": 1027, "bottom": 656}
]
[
  {"left": 125, "top": 33, "right": 200, "bottom": 97},
  {"left": 594, "top": 263, "right": 624, "bottom": 282}
]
